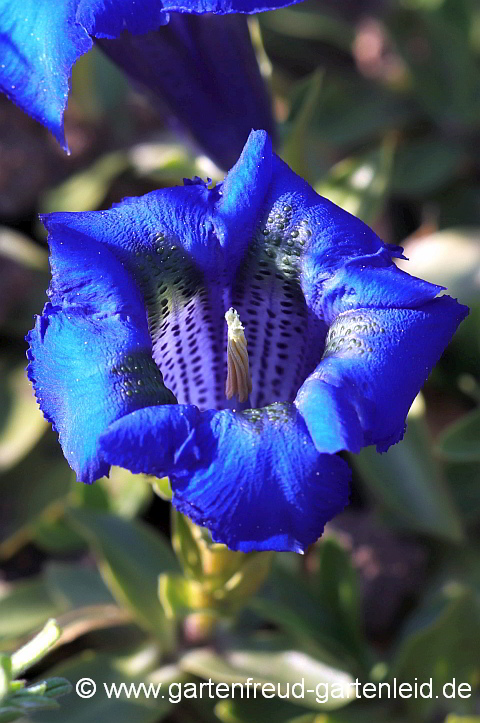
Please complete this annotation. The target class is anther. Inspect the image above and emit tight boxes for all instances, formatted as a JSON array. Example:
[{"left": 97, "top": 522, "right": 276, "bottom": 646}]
[{"left": 225, "top": 308, "right": 252, "bottom": 403}]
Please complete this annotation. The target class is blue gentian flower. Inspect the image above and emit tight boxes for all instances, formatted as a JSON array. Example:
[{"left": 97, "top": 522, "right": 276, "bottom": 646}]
[
  {"left": 27, "top": 131, "right": 468, "bottom": 552},
  {"left": 0, "top": 0, "right": 283, "bottom": 166},
  {"left": 97, "top": 15, "right": 275, "bottom": 169}
]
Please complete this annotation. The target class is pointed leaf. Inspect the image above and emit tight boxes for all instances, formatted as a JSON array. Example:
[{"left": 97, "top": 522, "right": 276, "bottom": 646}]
[
  {"left": 30, "top": 652, "right": 183, "bottom": 723},
  {"left": 317, "top": 539, "right": 367, "bottom": 668},
  {"left": 352, "top": 398, "right": 464, "bottom": 542},
  {"left": 67, "top": 509, "right": 178, "bottom": 644},
  {"left": 391, "top": 588, "right": 480, "bottom": 716},
  {"left": 11, "top": 619, "right": 61, "bottom": 677},
  {"left": 0, "top": 657, "right": 11, "bottom": 702},
  {"left": 0, "top": 707, "right": 23, "bottom": 723},
  {"left": 436, "top": 408, "right": 480, "bottom": 463},
  {"left": 0, "top": 435, "right": 72, "bottom": 556},
  {"left": 281, "top": 69, "right": 323, "bottom": 182},
  {"left": 0, "top": 579, "right": 59, "bottom": 645},
  {"left": 0, "top": 363, "right": 47, "bottom": 474},
  {"left": 180, "top": 639, "right": 355, "bottom": 712},
  {"left": 45, "top": 562, "right": 115, "bottom": 610}
]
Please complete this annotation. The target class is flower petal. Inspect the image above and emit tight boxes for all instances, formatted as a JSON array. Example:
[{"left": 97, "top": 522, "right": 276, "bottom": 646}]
[
  {"left": 159, "top": 0, "right": 302, "bottom": 13},
  {"left": 296, "top": 295, "right": 468, "bottom": 454},
  {"left": 76, "top": 0, "right": 168, "bottom": 38},
  {"left": 99, "top": 403, "right": 351, "bottom": 552},
  {"left": 218, "top": 129, "right": 273, "bottom": 254},
  {"left": 42, "top": 180, "right": 220, "bottom": 275},
  {"left": 99, "top": 22, "right": 275, "bottom": 169},
  {"left": 294, "top": 379, "right": 365, "bottom": 455},
  {"left": 316, "top": 253, "right": 443, "bottom": 324},
  {"left": 41, "top": 183, "right": 240, "bottom": 412},
  {"left": 0, "top": 0, "right": 91, "bottom": 148},
  {"left": 265, "top": 154, "right": 394, "bottom": 277},
  {"left": 242, "top": 154, "right": 440, "bottom": 320},
  {"left": 77, "top": 0, "right": 302, "bottom": 37},
  {"left": 27, "top": 227, "right": 176, "bottom": 482},
  {"left": 40, "top": 133, "right": 280, "bottom": 413}
]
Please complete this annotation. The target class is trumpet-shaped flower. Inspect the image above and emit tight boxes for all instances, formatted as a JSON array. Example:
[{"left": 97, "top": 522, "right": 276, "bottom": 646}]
[
  {"left": 0, "top": 0, "right": 284, "bottom": 165},
  {"left": 97, "top": 14, "right": 275, "bottom": 168},
  {"left": 27, "top": 131, "right": 468, "bottom": 552}
]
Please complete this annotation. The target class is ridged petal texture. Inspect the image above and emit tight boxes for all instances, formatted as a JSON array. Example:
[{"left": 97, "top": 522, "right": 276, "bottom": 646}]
[{"left": 27, "top": 130, "right": 468, "bottom": 551}]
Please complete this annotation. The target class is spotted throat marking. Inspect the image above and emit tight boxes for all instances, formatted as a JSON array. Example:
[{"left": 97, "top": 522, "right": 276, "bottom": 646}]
[{"left": 225, "top": 308, "right": 252, "bottom": 403}]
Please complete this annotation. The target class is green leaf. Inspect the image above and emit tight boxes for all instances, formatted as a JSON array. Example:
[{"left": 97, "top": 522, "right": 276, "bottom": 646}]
[
  {"left": 250, "top": 563, "right": 359, "bottom": 673},
  {"left": 436, "top": 408, "right": 480, "bottom": 462},
  {"left": 216, "top": 699, "right": 405, "bottom": 723},
  {"left": 171, "top": 511, "right": 205, "bottom": 580},
  {"left": 215, "top": 696, "right": 314, "bottom": 723},
  {"left": 71, "top": 46, "right": 129, "bottom": 122},
  {"left": 32, "top": 515, "right": 87, "bottom": 555},
  {"left": 31, "top": 678, "right": 72, "bottom": 699},
  {"left": 30, "top": 651, "right": 183, "bottom": 723},
  {"left": 259, "top": 7, "right": 354, "bottom": 50},
  {"left": 11, "top": 619, "right": 61, "bottom": 677},
  {"left": 445, "top": 461, "right": 480, "bottom": 523},
  {"left": 0, "top": 579, "right": 59, "bottom": 645},
  {"left": 67, "top": 508, "right": 178, "bottom": 644},
  {"left": 391, "top": 588, "right": 480, "bottom": 716},
  {"left": 6, "top": 694, "right": 59, "bottom": 711},
  {"left": 438, "top": 186, "right": 480, "bottom": 228},
  {"left": 96, "top": 467, "right": 153, "bottom": 518},
  {"left": 281, "top": 69, "right": 323, "bottom": 182},
  {"left": 0, "top": 228, "right": 50, "bottom": 340},
  {"left": 0, "top": 657, "right": 11, "bottom": 702},
  {"left": 390, "top": 4, "right": 480, "bottom": 125},
  {"left": 391, "top": 138, "right": 462, "bottom": 196},
  {"left": 0, "top": 362, "right": 48, "bottom": 474},
  {"left": 0, "top": 706, "right": 23, "bottom": 723},
  {"left": 180, "top": 636, "right": 355, "bottom": 711},
  {"left": 0, "top": 227, "right": 48, "bottom": 272},
  {"left": 44, "top": 562, "right": 116, "bottom": 610},
  {"left": 128, "top": 138, "right": 223, "bottom": 186},
  {"left": 316, "top": 539, "right": 368, "bottom": 669},
  {"left": 310, "top": 77, "right": 413, "bottom": 149},
  {"left": 158, "top": 575, "right": 210, "bottom": 619},
  {"left": 40, "top": 152, "right": 130, "bottom": 214},
  {"left": 0, "top": 434, "right": 72, "bottom": 556},
  {"left": 352, "top": 397, "right": 464, "bottom": 542},
  {"left": 152, "top": 477, "right": 172, "bottom": 501},
  {"left": 72, "top": 475, "right": 111, "bottom": 511}
]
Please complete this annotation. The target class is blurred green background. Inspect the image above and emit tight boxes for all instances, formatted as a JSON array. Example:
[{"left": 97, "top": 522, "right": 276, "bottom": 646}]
[{"left": 0, "top": 0, "right": 479, "bottom": 721}]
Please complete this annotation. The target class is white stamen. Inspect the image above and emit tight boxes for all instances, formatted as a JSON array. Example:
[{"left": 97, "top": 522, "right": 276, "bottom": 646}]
[{"left": 225, "top": 308, "right": 252, "bottom": 403}]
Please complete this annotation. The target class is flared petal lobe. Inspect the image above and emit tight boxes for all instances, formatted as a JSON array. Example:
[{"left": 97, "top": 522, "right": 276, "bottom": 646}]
[
  {"left": 27, "top": 223, "right": 176, "bottom": 482},
  {"left": 160, "top": 0, "right": 302, "bottom": 12},
  {"left": 99, "top": 403, "right": 351, "bottom": 552},
  {"left": 76, "top": 0, "right": 168, "bottom": 38},
  {"left": 0, "top": 0, "right": 91, "bottom": 147},
  {"left": 296, "top": 296, "right": 469, "bottom": 455},
  {"left": 0, "top": 0, "right": 168, "bottom": 148}
]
